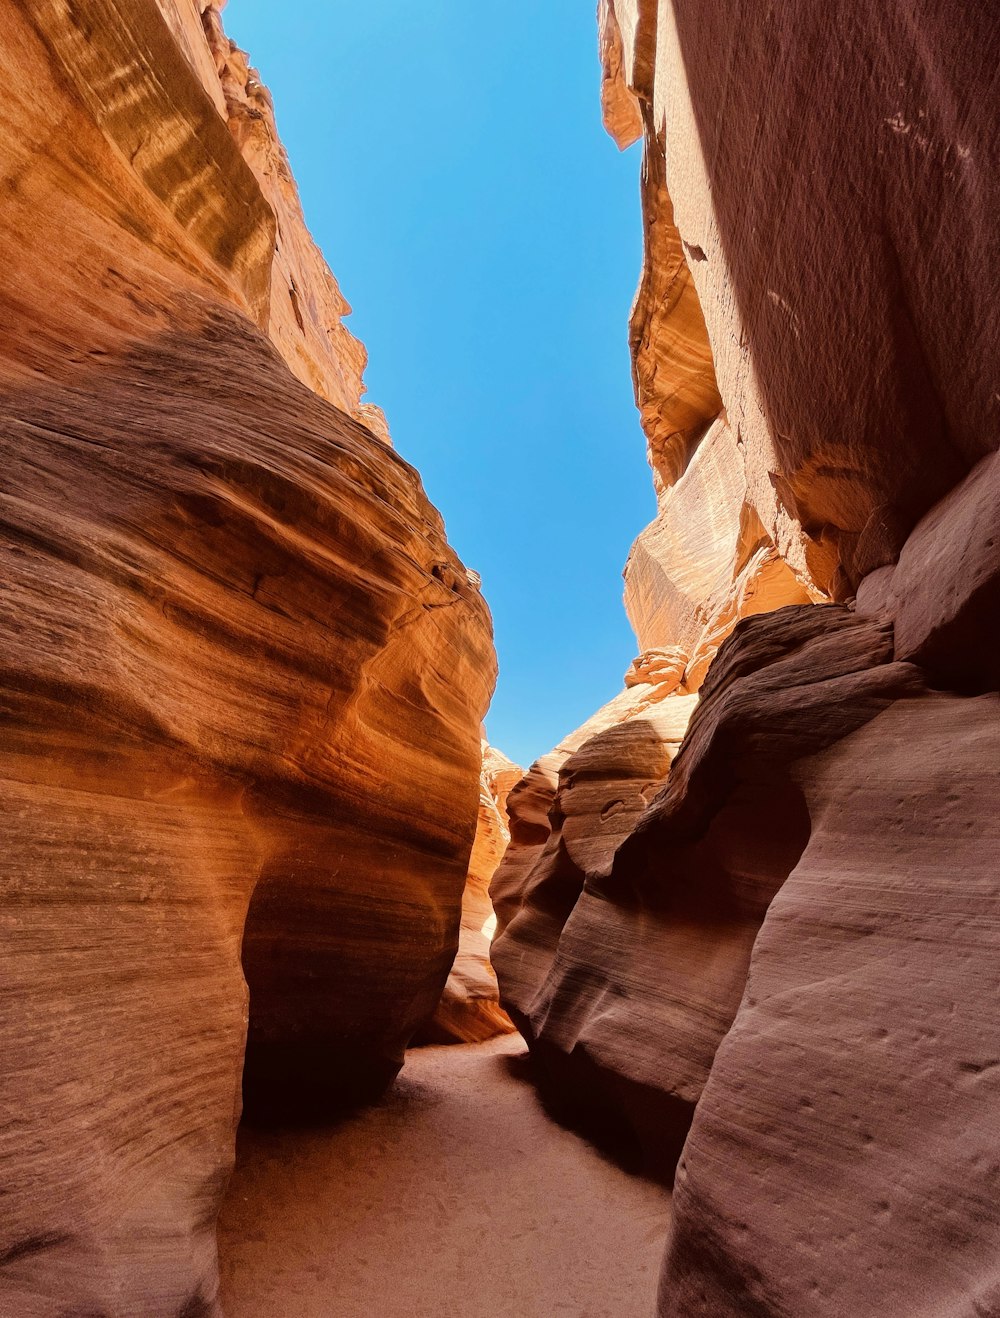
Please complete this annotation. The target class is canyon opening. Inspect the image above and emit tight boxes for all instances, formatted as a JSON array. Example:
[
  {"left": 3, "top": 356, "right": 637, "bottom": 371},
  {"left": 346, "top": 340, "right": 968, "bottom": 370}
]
[{"left": 2, "top": 3, "right": 999, "bottom": 1318}]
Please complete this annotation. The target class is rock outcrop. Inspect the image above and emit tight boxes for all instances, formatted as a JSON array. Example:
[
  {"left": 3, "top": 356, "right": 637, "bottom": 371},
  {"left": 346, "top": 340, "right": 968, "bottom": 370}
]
[
  {"left": 492, "top": 3, "right": 1000, "bottom": 1313},
  {"left": 154, "top": 0, "right": 387, "bottom": 435},
  {"left": 0, "top": 2, "right": 494, "bottom": 1314},
  {"left": 423, "top": 742, "right": 521, "bottom": 1044}
]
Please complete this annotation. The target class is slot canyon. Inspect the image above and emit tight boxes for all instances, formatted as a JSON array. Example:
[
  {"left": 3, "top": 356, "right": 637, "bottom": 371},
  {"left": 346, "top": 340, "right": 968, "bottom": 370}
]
[{"left": 1, "top": 1, "right": 998, "bottom": 1316}]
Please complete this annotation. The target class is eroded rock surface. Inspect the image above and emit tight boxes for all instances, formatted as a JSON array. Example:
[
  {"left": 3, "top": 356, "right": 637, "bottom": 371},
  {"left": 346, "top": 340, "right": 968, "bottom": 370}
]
[
  {"left": 493, "top": 3, "right": 1000, "bottom": 1313},
  {"left": 0, "top": 2, "right": 493, "bottom": 1313},
  {"left": 660, "top": 692, "right": 1000, "bottom": 1318},
  {"left": 424, "top": 742, "right": 520, "bottom": 1044}
]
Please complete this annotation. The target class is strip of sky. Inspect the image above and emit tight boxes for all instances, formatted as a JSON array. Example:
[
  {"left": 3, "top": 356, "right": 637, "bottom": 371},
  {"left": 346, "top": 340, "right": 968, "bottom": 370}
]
[{"left": 225, "top": 1, "right": 649, "bottom": 767}]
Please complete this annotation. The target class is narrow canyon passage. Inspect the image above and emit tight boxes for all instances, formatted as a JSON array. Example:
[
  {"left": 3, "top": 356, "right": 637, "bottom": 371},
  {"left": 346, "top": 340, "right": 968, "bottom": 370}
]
[
  {"left": 4, "top": 4, "right": 999, "bottom": 1316},
  {"left": 217, "top": 1036, "right": 671, "bottom": 1317}
]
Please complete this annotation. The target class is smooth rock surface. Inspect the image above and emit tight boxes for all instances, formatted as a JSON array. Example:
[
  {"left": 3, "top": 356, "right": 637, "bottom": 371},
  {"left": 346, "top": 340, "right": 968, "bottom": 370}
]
[
  {"left": 603, "top": 0, "right": 1000, "bottom": 596},
  {"left": 661, "top": 694, "right": 1000, "bottom": 1317},
  {"left": 856, "top": 448, "right": 1000, "bottom": 692},
  {"left": 493, "top": 607, "right": 927, "bottom": 1176}
]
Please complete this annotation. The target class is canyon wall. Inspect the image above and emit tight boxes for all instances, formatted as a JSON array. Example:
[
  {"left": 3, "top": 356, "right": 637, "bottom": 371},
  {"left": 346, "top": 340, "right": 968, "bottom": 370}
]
[
  {"left": 0, "top": 2, "right": 494, "bottom": 1314},
  {"left": 492, "top": 2, "right": 1000, "bottom": 1313},
  {"left": 423, "top": 742, "right": 520, "bottom": 1044}
]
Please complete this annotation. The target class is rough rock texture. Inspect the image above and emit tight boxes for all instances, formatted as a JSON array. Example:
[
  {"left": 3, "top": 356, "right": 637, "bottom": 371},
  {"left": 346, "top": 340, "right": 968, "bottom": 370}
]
[
  {"left": 423, "top": 742, "right": 520, "bottom": 1044},
  {"left": 198, "top": 3, "right": 389, "bottom": 440},
  {"left": 659, "top": 692, "right": 1000, "bottom": 1318},
  {"left": 0, "top": 2, "right": 493, "bottom": 1314},
  {"left": 624, "top": 416, "right": 818, "bottom": 690},
  {"left": 493, "top": 3, "right": 1000, "bottom": 1314}
]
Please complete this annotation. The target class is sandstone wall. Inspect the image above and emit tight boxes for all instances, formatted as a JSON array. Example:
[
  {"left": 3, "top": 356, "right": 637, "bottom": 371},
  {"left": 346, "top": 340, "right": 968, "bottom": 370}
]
[
  {"left": 492, "top": 3, "right": 1000, "bottom": 1313},
  {"left": 423, "top": 742, "right": 521, "bottom": 1044},
  {"left": 158, "top": 0, "right": 388, "bottom": 434},
  {"left": 0, "top": 3, "right": 494, "bottom": 1313}
]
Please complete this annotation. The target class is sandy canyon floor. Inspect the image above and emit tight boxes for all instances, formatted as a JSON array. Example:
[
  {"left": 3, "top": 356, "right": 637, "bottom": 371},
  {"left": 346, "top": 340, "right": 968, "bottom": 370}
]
[{"left": 218, "top": 1034, "right": 671, "bottom": 1317}]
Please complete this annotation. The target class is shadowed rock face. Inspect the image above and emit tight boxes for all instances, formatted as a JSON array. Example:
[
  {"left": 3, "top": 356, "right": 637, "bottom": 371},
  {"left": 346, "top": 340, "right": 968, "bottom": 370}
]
[
  {"left": 493, "top": 3, "right": 1000, "bottom": 1313},
  {"left": 493, "top": 608, "right": 926, "bottom": 1177},
  {"left": 659, "top": 692, "right": 1000, "bottom": 1318},
  {"left": 606, "top": 0, "right": 1000, "bottom": 597},
  {"left": 0, "top": 1, "right": 493, "bottom": 1313}
]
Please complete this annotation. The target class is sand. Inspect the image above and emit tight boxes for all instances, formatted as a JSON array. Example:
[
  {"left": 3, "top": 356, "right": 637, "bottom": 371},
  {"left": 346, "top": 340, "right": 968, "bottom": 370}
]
[{"left": 217, "top": 1034, "right": 671, "bottom": 1317}]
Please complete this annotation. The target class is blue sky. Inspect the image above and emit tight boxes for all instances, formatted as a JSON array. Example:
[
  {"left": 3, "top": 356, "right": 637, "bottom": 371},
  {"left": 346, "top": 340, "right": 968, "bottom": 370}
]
[{"left": 227, "top": 2, "right": 652, "bottom": 769}]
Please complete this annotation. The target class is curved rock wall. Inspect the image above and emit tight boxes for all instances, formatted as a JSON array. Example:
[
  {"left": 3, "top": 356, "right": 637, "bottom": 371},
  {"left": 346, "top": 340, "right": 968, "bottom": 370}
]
[
  {"left": 158, "top": 0, "right": 386, "bottom": 433},
  {"left": 660, "top": 688, "right": 1000, "bottom": 1317},
  {"left": 605, "top": 0, "right": 1000, "bottom": 598},
  {"left": 423, "top": 742, "right": 521, "bottom": 1044},
  {"left": 0, "top": 2, "right": 494, "bottom": 1313},
  {"left": 492, "top": 3, "right": 1000, "bottom": 1313}
]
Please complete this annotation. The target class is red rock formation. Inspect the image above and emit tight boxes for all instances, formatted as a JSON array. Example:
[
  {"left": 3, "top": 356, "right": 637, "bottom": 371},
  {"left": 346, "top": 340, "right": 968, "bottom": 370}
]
[
  {"left": 492, "top": 685, "right": 697, "bottom": 1067},
  {"left": 423, "top": 742, "right": 521, "bottom": 1044},
  {"left": 493, "top": 3, "right": 1000, "bottom": 1313},
  {"left": 198, "top": 3, "right": 390, "bottom": 440},
  {"left": 624, "top": 417, "right": 820, "bottom": 691},
  {"left": 157, "top": 0, "right": 385, "bottom": 432},
  {"left": 604, "top": 0, "right": 1000, "bottom": 598},
  {"left": 660, "top": 690, "right": 1000, "bottom": 1317},
  {"left": 0, "top": 2, "right": 493, "bottom": 1313}
]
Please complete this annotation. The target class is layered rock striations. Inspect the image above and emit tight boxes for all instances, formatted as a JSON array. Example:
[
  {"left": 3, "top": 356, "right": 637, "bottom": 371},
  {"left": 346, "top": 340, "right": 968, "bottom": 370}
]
[
  {"left": 424, "top": 742, "right": 521, "bottom": 1044},
  {"left": 156, "top": 0, "right": 387, "bottom": 434},
  {"left": 0, "top": 2, "right": 494, "bottom": 1314},
  {"left": 661, "top": 686, "right": 1000, "bottom": 1318},
  {"left": 492, "top": 3, "right": 1000, "bottom": 1313}
]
